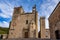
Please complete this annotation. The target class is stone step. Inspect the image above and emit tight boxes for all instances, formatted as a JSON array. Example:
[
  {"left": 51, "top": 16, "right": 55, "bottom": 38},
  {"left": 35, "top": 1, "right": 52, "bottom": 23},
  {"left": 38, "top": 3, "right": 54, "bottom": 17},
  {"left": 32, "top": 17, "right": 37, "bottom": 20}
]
[{"left": 1, "top": 38, "right": 59, "bottom": 40}]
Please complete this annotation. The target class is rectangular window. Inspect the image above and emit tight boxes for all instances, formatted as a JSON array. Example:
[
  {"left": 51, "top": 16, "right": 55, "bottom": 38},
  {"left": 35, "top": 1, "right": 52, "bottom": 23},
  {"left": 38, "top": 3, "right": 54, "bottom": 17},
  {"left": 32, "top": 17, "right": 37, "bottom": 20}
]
[{"left": 26, "top": 20, "right": 28, "bottom": 24}]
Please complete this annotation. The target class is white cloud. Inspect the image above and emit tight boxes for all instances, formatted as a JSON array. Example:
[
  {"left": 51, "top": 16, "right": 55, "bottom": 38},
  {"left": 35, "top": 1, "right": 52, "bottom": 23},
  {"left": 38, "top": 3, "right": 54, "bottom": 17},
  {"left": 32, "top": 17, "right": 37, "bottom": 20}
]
[
  {"left": 39, "top": 0, "right": 60, "bottom": 18},
  {"left": 45, "top": 19, "right": 49, "bottom": 29},
  {"left": 0, "top": 21, "right": 9, "bottom": 28},
  {"left": 40, "top": 3, "right": 55, "bottom": 17},
  {"left": 52, "top": 0, "right": 60, "bottom": 3},
  {"left": 39, "top": 0, "right": 60, "bottom": 29},
  {"left": 0, "top": 1, "right": 13, "bottom": 18},
  {"left": 0, "top": 13, "right": 10, "bottom": 18}
]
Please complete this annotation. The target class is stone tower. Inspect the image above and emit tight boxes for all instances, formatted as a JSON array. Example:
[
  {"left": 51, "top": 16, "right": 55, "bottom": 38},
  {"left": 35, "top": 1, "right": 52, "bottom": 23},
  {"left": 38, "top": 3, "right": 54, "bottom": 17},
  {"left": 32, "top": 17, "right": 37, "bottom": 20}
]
[
  {"left": 8, "top": 5, "right": 38, "bottom": 38},
  {"left": 40, "top": 17, "right": 50, "bottom": 39},
  {"left": 40, "top": 17, "right": 46, "bottom": 38}
]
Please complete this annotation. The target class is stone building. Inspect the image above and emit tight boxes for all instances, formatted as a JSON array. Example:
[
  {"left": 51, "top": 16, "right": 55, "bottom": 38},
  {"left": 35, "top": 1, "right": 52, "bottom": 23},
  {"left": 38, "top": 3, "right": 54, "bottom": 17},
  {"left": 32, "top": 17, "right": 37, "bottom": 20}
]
[
  {"left": 8, "top": 5, "right": 38, "bottom": 38},
  {"left": 48, "top": 2, "right": 60, "bottom": 39},
  {"left": 40, "top": 17, "right": 50, "bottom": 39}
]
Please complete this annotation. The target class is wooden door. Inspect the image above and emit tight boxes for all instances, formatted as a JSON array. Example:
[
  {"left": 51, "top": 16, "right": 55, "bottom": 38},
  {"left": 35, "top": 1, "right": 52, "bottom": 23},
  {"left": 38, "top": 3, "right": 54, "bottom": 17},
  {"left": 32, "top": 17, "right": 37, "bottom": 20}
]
[{"left": 24, "top": 32, "right": 28, "bottom": 38}]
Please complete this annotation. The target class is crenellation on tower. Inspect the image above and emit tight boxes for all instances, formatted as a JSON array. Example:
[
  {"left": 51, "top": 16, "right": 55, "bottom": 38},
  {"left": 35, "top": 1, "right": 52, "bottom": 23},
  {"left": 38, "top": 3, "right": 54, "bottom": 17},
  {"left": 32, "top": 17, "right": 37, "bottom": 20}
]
[{"left": 14, "top": 6, "right": 24, "bottom": 15}]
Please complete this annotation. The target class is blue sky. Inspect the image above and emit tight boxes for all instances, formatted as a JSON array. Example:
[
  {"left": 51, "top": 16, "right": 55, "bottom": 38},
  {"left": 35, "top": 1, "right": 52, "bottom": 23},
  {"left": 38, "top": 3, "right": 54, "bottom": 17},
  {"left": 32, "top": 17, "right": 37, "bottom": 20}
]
[{"left": 0, "top": 0, "right": 60, "bottom": 30}]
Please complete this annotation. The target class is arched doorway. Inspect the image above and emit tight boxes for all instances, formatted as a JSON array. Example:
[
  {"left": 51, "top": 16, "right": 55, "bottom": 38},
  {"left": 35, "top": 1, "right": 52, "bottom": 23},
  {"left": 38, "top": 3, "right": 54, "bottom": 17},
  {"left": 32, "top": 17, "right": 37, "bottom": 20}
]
[
  {"left": 23, "top": 29, "right": 29, "bottom": 38},
  {"left": 38, "top": 31, "right": 40, "bottom": 38},
  {"left": 55, "top": 30, "right": 60, "bottom": 39}
]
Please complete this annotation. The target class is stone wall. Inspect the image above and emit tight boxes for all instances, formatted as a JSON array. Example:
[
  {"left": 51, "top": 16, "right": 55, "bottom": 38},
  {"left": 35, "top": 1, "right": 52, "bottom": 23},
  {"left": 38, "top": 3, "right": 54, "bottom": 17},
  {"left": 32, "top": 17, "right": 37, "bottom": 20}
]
[{"left": 48, "top": 2, "right": 60, "bottom": 39}]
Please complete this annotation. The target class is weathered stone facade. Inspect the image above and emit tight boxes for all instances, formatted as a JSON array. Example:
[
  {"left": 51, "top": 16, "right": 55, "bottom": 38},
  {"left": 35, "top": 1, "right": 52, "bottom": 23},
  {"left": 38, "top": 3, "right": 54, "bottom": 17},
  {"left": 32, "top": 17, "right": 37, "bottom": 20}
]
[
  {"left": 1, "top": 2, "right": 60, "bottom": 40},
  {"left": 8, "top": 5, "right": 38, "bottom": 38},
  {"left": 48, "top": 2, "right": 60, "bottom": 39},
  {"left": 40, "top": 17, "right": 46, "bottom": 38},
  {"left": 45, "top": 29, "right": 50, "bottom": 39},
  {"left": 40, "top": 17, "right": 50, "bottom": 39}
]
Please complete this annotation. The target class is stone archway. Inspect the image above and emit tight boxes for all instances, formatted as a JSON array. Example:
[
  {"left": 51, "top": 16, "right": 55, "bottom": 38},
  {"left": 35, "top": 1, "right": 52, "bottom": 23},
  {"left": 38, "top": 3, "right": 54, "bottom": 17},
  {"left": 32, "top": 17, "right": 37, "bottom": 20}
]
[{"left": 55, "top": 30, "right": 60, "bottom": 39}]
